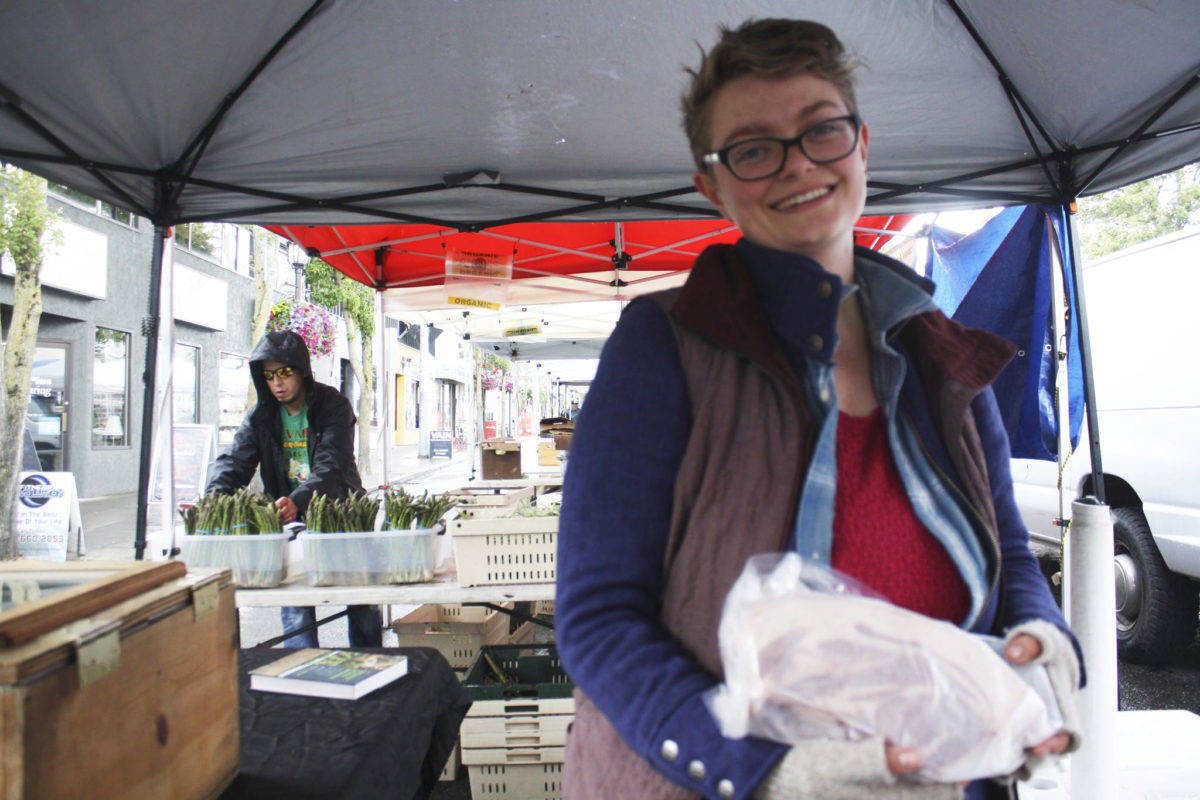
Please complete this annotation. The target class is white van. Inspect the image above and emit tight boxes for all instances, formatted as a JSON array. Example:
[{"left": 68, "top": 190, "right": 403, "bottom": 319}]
[{"left": 1011, "top": 226, "right": 1200, "bottom": 664}]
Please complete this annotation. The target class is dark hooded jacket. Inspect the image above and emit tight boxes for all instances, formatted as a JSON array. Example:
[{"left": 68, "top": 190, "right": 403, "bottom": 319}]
[{"left": 206, "top": 330, "right": 362, "bottom": 515}]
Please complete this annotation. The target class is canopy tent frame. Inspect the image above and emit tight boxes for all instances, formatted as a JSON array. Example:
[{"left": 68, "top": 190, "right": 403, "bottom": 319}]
[{"left": 3, "top": 1, "right": 1200, "bottom": 559}]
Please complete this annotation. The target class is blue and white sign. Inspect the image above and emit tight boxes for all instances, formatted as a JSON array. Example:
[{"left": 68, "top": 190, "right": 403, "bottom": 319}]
[{"left": 16, "top": 471, "right": 80, "bottom": 561}]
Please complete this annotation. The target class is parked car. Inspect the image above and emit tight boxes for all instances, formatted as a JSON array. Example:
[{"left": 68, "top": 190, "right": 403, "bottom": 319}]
[{"left": 1011, "top": 226, "right": 1200, "bottom": 663}]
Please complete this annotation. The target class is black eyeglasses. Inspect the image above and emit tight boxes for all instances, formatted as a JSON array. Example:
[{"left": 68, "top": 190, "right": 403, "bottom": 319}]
[
  {"left": 702, "top": 115, "right": 862, "bottom": 181},
  {"left": 261, "top": 365, "right": 297, "bottom": 381}
]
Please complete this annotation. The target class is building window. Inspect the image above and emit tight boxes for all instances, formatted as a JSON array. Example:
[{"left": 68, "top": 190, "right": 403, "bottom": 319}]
[
  {"left": 174, "top": 222, "right": 220, "bottom": 260},
  {"left": 48, "top": 183, "right": 137, "bottom": 227},
  {"left": 218, "top": 352, "right": 250, "bottom": 446},
  {"left": 174, "top": 343, "right": 200, "bottom": 424},
  {"left": 92, "top": 328, "right": 130, "bottom": 447}
]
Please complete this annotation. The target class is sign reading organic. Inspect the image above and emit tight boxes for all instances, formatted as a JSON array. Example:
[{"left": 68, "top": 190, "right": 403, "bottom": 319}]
[
  {"left": 447, "top": 296, "right": 501, "bottom": 311},
  {"left": 15, "top": 472, "right": 80, "bottom": 562},
  {"left": 444, "top": 245, "right": 512, "bottom": 308}
]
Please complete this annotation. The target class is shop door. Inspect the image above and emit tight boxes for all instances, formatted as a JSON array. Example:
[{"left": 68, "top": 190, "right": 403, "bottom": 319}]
[{"left": 26, "top": 342, "right": 69, "bottom": 471}]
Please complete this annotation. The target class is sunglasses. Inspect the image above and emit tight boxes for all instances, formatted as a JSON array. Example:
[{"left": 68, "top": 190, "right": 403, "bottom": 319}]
[{"left": 261, "top": 365, "right": 297, "bottom": 381}]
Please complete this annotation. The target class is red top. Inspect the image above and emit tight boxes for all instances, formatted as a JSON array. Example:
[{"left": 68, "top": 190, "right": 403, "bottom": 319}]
[{"left": 831, "top": 408, "right": 971, "bottom": 624}]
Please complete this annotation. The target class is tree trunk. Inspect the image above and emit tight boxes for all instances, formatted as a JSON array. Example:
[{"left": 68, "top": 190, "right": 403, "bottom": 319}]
[
  {"left": 0, "top": 227, "right": 45, "bottom": 559},
  {"left": 246, "top": 229, "right": 274, "bottom": 408},
  {"left": 344, "top": 316, "right": 374, "bottom": 471}
]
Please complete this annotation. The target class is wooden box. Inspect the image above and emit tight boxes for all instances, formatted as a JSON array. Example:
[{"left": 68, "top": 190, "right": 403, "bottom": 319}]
[
  {"left": 481, "top": 439, "right": 522, "bottom": 480},
  {"left": 0, "top": 560, "right": 239, "bottom": 800}
]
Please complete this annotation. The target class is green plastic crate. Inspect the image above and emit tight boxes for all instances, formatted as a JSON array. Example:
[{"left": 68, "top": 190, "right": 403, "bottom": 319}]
[{"left": 463, "top": 644, "right": 574, "bottom": 701}]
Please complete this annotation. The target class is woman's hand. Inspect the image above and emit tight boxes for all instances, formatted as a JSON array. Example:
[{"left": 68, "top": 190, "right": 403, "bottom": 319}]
[
  {"left": 884, "top": 744, "right": 923, "bottom": 776},
  {"left": 1004, "top": 633, "right": 1073, "bottom": 757}
]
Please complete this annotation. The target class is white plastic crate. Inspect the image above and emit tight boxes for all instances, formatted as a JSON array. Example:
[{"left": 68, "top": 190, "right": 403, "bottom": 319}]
[
  {"left": 390, "top": 604, "right": 511, "bottom": 669},
  {"left": 441, "top": 603, "right": 501, "bottom": 623},
  {"left": 447, "top": 486, "right": 534, "bottom": 520},
  {"left": 299, "top": 528, "right": 436, "bottom": 585},
  {"left": 465, "top": 760, "right": 564, "bottom": 800},
  {"left": 178, "top": 532, "right": 287, "bottom": 588},
  {"left": 439, "top": 742, "right": 460, "bottom": 782},
  {"left": 460, "top": 714, "right": 572, "bottom": 749},
  {"left": 466, "top": 696, "right": 576, "bottom": 719},
  {"left": 450, "top": 517, "right": 558, "bottom": 587}
]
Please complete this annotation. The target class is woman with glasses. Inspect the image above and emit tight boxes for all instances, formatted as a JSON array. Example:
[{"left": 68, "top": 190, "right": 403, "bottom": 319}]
[{"left": 556, "top": 18, "right": 1081, "bottom": 800}]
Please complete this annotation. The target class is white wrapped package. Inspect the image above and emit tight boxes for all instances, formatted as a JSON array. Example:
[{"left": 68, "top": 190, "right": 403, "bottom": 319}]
[{"left": 705, "top": 553, "right": 1061, "bottom": 782}]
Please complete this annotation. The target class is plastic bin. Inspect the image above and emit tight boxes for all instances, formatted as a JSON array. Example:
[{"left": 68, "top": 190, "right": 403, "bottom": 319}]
[
  {"left": 450, "top": 517, "right": 558, "bottom": 587},
  {"left": 461, "top": 645, "right": 574, "bottom": 800},
  {"left": 390, "top": 604, "right": 512, "bottom": 669},
  {"left": 178, "top": 532, "right": 287, "bottom": 588},
  {"left": 462, "top": 644, "right": 574, "bottom": 704},
  {"left": 298, "top": 529, "right": 436, "bottom": 586}
]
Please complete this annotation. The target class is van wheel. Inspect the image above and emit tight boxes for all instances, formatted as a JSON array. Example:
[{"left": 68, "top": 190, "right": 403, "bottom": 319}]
[{"left": 1112, "top": 507, "right": 1199, "bottom": 664}]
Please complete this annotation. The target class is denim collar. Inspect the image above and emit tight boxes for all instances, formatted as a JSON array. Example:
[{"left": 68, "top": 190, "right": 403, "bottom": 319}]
[{"left": 735, "top": 238, "right": 938, "bottom": 359}]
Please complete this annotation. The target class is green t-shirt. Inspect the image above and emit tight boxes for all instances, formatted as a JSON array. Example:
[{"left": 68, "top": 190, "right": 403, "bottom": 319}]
[{"left": 280, "top": 404, "right": 310, "bottom": 490}]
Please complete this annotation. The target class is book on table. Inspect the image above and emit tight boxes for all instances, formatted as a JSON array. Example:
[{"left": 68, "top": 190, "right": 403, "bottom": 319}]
[{"left": 249, "top": 649, "right": 409, "bottom": 700}]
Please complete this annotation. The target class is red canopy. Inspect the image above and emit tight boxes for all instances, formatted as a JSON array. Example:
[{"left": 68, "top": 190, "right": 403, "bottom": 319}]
[{"left": 267, "top": 216, "right": 912, "bottom": 292}]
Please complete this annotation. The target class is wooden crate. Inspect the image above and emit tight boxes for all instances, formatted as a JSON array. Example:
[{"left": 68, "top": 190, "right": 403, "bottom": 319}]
[
  {"left": 481, "top": 439, "right": 522, "bottom": 480},
  {"left": 0, "top": 561, "right": 239, "bottom": 800}
]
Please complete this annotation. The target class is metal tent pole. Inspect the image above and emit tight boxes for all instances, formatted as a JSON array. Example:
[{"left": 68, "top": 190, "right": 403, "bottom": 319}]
[
  {"left": 134, "top": 225, "right": 167, "bottom": 559},
  {"left": 1062, "top": 205, "right": 1105, "bottom": 502},
  {"left": 378, "top": 294, "right": 389, "bottom": 487}
]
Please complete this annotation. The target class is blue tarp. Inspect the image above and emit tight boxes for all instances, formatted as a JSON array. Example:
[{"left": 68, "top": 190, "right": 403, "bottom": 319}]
[{"left": 928, "top": 205, "right": 1083, "bottom": 461}]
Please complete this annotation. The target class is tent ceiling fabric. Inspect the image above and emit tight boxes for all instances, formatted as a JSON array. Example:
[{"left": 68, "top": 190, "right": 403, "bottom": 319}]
[
  {"left": 267, "top": 216, "right": 911, "bottom": 293},
  {"left": 2, "top": 0, "right": 1198, "bottom": 228}
]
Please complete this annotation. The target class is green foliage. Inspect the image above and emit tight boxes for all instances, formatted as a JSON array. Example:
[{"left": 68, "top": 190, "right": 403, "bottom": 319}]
[
  {"left": 304, "top": 257, "right": 376, "bottom": 339},
  {"left": 1078, "top": 163, "right": 1200, "bottom": 261},
  {"left": 0, "top": 167, "right": 53, "bottom": 267}
]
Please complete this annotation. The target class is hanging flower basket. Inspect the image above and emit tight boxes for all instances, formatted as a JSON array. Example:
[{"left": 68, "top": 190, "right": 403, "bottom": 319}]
[
  {"left": 268, "top": 300, "right": 337, "bottom": 357},
  {"left": 480, "top": 365, "right": 502, "bottom": 391}
]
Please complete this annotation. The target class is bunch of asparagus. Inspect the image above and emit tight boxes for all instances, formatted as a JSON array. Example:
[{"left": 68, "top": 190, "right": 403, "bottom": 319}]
[
  {"left": 180, "top": 488, "right": 281, "bottom": 535},
  {"left": 178, "top": 488, "right": 284, "bottom": 587},
  {"left": 383, "top": 488, "right": 457, "bottom": 530},
  {"left": 305, "top": 491, "right": 380, "bottom": 533}
]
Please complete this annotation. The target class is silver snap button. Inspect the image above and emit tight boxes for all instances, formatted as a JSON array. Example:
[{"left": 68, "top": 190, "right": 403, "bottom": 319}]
[
  {"left": 717, "top": 778, "right": 735, "bottom": 798},
  {"left": 660, "top": 740, "right": 679, "bottom": 762},
  {"left": 807, "top": 334, "right": 824, "bottom": 354},
  {"left": 687, "top": 760, "right": 706, "bottom": 781}
]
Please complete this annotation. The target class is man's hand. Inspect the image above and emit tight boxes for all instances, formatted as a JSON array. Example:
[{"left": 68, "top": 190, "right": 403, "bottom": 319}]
[
  {"left": 1004, "top": 633, "right": 1072, "bottom": 758},
  {"left": 275, "top": 496, "right": 298, "bottom": 524}
]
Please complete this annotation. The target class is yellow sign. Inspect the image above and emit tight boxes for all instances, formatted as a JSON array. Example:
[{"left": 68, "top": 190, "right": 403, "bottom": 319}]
[
  {"left": 503, "top": 324, "right": 541, "bottom": 337},
  {"left": 447, "top": 296, "right": 501, "bottom": 311}
]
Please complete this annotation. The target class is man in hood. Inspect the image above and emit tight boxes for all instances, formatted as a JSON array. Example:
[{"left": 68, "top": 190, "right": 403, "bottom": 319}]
[{"left": 207, "top": 330, "right": 381, "bottom": 647}]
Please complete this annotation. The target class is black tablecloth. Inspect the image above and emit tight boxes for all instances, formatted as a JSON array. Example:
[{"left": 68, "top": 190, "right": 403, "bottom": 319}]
[{"left": 221, "top": 647, "right": 471, "bottom": 800}]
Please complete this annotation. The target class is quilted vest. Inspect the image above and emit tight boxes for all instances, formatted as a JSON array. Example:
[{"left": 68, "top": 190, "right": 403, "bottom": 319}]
[{"left": 563, "top": 245, "right": 1013, "bottom": 800}]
